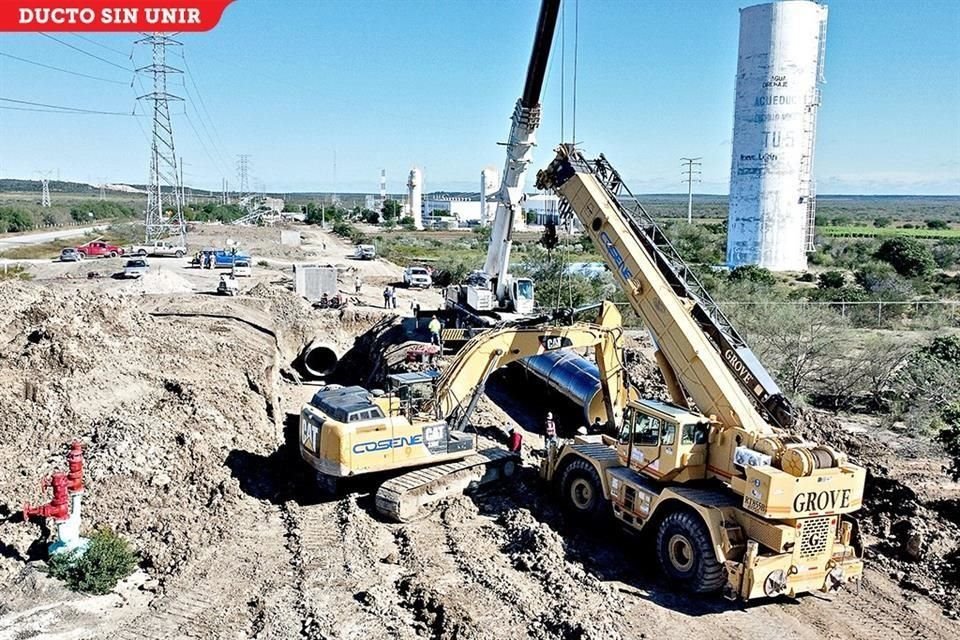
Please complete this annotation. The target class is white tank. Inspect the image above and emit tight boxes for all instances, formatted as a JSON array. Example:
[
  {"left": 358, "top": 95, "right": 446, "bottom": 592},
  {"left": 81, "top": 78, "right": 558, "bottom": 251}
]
[
  {"left": 480, "top": 167, "right": 498, "bottom": 226},
  {"left": 407, "top": 168, "right": 423, "bottom": 230},
  {"left": 727, "top": 0, "right": 827, "bottom": 271}
]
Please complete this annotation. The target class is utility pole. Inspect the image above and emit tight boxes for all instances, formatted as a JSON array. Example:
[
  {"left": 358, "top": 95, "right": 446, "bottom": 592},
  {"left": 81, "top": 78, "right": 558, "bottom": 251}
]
[
  {"left": 332, "top": 149, "right": 338, "bottom": 208},
  {"left": 136, "top": 33, "right": 186, "bottom": 245},
  {"left": 237, "top": 154, "right": 250, "bottom": 205},
  {"left": 99, "top": 177, "right": 107, "bottom": 201},
  {"left": 681, "top": 157, "right": 702, "bottom": 224}
]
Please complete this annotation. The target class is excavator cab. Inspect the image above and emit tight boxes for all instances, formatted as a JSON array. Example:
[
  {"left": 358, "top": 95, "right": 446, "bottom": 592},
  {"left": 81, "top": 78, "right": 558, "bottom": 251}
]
[
  {"left": 617, "top": 400, "right": 710, "bottom": 482},
  {"left": 386, "top": 372, "right": 440, "bottom": 418}
]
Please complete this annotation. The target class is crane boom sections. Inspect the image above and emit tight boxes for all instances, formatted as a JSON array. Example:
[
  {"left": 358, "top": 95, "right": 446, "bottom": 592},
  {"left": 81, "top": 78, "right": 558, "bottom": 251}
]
[
  {"left": 482, "top": 0, "right": 561, "bottom": 307},
  {"left": 536, "top": 145, "right": 795, "bottom": 432}
]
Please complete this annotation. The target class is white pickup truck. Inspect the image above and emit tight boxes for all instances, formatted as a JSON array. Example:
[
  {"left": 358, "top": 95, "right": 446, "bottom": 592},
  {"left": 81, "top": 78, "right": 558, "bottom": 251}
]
[
  {"left": 129, "top": 240, "right": 186, "bottom": 258},
  {"left": 403, "top": 266, "right": 432, "bottom": 288}
]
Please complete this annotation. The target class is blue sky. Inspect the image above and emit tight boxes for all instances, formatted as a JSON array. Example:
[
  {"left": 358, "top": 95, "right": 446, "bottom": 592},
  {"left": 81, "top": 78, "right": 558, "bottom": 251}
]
[{"left": 0, "top": 0, "right": 958, "bottom": 195}]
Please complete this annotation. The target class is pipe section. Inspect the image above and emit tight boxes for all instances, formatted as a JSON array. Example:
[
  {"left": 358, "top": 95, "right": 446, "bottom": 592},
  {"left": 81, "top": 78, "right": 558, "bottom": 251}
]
[
  {"left": 300, "top": 342, "right": 339, "bottom": 379},
  {"left": 518, "top": 350, "right": 607, "bottom": 426}
]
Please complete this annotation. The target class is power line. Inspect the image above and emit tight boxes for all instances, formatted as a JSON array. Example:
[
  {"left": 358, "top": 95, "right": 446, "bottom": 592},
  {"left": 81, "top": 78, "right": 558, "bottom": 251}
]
[
  {"left": 40, "top": 33, "right": 132, "bottom": 72},
  {"left": 0, "top": 51, "right": 127, "bottom": 85},
  {"left": 178, "top": 51, "right": 230, "bottom": 171},
  {"left": 0, "top": 96, "right": 133, "bottom": 116},
  {"left": 70, "top": 33, "right": 130, "bottom": 58}
]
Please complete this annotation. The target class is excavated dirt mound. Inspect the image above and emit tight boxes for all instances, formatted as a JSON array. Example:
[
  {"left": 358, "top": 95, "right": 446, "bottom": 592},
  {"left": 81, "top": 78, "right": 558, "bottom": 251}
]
[
  {"left": 0, "top": 281, "right": 278, "bottom": 587},
  {"left": 795, "top": 408, "right": 960, "bottom": 612}
]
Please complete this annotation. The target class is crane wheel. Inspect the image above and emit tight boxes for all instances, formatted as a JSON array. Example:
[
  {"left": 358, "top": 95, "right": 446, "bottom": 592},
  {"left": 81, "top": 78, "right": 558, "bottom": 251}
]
[
  {"left": 655, "top": 510, "right": 725, "bottom": 593},
  {"left": 138, "top": 250, "right": 148, "bottom": 257},
  {"left": 559, "top": 458, "right": 605, "bottom": 520}
]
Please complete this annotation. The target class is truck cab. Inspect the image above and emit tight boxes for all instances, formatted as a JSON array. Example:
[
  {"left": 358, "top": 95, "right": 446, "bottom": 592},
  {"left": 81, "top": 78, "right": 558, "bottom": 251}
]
[{"left": 617, "top": 400, "right": 711, "bottom": 483}]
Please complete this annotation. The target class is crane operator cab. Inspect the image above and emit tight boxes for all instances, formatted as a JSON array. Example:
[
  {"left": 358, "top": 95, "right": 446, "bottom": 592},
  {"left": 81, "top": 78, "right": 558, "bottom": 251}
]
[
  {"left": 618, "top": 400, "right": 711, "bottom": 483},
  {"left": 511, "top": 277, "right": 535, "bottom": 314}
]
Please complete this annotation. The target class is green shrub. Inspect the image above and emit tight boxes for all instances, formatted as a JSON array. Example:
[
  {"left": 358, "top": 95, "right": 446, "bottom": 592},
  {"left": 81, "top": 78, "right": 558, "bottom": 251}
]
[
  {"left": 817, "top": 270, "right": 845, "bottom": 289},
  {"left": 47, "top": 528, "right": 137, "bottom": 594},
  {"left": 728, "top": 264, "right": 775, "bottom": 286},
  {"left": 0, "top": 206, "right": 35, "bottom": 232},
  {"left": 875, "top": 237, "right": 936, "bottom": 277},
  {"left": 926, "top": 219, "right": 949, "bottom": 230},
  {"left": 873, "top": 217, "right": 891, "bottom": 228}
]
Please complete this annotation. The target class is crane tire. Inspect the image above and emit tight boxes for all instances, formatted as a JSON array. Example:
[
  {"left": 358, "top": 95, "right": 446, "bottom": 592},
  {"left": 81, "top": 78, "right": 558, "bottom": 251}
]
[
  {"left": 559, "top": 458, "right": 606, "bottom": 521},
  {"left": 655, "top": 510, "right": 725, "bottom": 593}
]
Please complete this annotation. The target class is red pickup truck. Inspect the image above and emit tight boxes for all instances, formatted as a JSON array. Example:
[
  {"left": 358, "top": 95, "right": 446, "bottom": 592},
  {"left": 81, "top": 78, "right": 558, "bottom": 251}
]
[{"left": 75, "top": 240, "right": 124, "bottom": 259}]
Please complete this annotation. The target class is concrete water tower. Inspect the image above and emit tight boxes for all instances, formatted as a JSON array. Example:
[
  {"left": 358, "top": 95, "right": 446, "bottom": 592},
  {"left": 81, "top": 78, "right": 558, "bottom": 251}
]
[
  {"left": 407, "top": 168, "right": 423, "bottom": 230},
  {"left": 726, "top": 0, "right": 828, "bottom": 271}
]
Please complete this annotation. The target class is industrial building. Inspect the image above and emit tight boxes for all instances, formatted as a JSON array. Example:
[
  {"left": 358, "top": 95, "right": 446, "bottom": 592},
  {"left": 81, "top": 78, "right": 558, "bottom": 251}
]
[{"left": 726, "top": 0, "right": 828, "bottom": 271}]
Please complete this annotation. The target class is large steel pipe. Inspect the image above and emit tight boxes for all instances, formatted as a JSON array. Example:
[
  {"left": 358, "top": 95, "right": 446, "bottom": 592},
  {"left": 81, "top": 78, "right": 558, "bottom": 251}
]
[
  {"left": 518, "top": 350, "right": 607, "bottom": 426},
  {"left": 300, "top": 342, "right": 339, "bottom": 379}
]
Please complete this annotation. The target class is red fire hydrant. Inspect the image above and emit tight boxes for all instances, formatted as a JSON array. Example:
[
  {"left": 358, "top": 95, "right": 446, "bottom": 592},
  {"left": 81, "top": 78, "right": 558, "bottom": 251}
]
[
  {"left": 66, "top": 440, "right": 84, "bottom": 494},
  {"left": 23, "top": 473, "right": 70, "bottom": 522}
]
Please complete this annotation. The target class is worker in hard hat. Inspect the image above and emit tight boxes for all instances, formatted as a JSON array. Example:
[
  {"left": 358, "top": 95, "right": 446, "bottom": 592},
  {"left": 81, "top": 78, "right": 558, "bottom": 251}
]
[
  {"left": 428, "top": 315, "right": 442, "bottom": 346},
  {"left": 544, "top": 411, "right": 557, "bottom": 445}
]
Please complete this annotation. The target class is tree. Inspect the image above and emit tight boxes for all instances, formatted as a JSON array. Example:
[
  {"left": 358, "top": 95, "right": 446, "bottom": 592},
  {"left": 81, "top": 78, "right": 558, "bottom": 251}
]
[
  {"left": 735, "top": 303, "right": 847, "bottom": 396},
  {"left": 926, "top": 219, "right": 949, "bottom": 230},
  {"left": 891, "top": 336, "right": 960, "bottom": 433},
  {"left": 875, "top": 237, "right": 936, "bottom": 277},
  {"left": 873, "top": 217, "right": 892, "bottom": 228},
  {"left": 817, "top": 270, "right": 845, "bottom": 289},
  {"left": 381, "top": 199, "right": 401, "bottom": 221},
  {"left": 728, "top": 264, "right": 776, "bottom": 286}
]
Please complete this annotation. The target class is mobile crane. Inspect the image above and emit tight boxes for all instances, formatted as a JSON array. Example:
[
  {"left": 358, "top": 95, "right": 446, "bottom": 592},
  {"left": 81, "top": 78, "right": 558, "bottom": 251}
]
[
  {"left": 444, "top": 0, "right": 560, "bottom": 323},
  {"left": 534, "top": 145, "right": 866, "bottom": 601},
  {"left": 299, "top": 301, "right": 633, "bottom": 521}
]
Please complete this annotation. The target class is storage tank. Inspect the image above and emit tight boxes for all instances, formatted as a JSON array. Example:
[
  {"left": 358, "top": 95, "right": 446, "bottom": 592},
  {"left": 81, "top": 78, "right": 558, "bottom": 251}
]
[
  {"left": 726, "top": 0, "right": 827, "bottom": 271},
  {"left": 407, "top": 167, "right": 423, "bottom": 230}
]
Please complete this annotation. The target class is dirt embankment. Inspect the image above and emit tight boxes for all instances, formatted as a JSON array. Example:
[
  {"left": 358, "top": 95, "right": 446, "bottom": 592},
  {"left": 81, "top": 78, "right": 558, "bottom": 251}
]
[
  {"left": 0, "top": 281, "right": 279, "bottom": 588},
  {"left": 796, "top": 409, "right": 960, "bottom": 613}
]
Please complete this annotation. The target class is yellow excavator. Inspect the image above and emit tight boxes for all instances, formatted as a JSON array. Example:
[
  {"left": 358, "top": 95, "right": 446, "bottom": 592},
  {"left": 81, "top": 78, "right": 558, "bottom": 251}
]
[
  {"left": 534, "top": 145, "right": 866, "bottom": 601},
  {"left": 299, "top": 302, "right": 634, "bottom": 521}
]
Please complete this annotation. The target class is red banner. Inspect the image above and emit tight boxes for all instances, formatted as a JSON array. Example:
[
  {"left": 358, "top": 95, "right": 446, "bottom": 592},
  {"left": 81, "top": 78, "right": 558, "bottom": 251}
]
[{"left": 0, "top": 0, "right": 233, "bottom": 32}]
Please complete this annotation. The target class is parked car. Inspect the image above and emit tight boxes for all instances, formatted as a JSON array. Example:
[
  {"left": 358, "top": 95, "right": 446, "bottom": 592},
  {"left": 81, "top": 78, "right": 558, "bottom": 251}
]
[
  {"left": 130, "top": 240, "right": 186, "bottom": 258},
  {"left": 403, "top": 266, "right": 432, "bottom": 288},
  {"left": 232, "top": 259, "right": 251, "bottom": 277},
  {"left": 60, "top": 248, "right": 81, "bottom": 262},
  {"left": 122, "top": 258, "right": 150, "bottom": 279},
  {"left": 76, "top": 240, "right": 124, "bottom": 259},
  {"left": 355, "top": 244, "right": 376, "bottom": 260}
]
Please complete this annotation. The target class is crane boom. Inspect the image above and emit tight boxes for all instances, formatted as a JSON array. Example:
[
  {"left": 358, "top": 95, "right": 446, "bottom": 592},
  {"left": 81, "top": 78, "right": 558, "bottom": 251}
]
[
  {"left": 536, "top": 145, "right": 795, "bottom": 432},
  {"left": 481, "top": 0, "right": 561, "bottom": 312}
]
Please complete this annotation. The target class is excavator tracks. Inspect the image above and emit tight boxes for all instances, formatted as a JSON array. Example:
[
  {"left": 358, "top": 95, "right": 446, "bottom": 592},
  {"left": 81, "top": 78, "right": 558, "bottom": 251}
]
[{"left": 375, "top": 444, "right": 519, "bottom": 522}]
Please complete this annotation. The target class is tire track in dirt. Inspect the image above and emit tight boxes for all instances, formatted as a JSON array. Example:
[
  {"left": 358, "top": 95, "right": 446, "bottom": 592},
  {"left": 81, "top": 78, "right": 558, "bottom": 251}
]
[
  {"left": 288, "top": 495, "right": 417, "bottom": 640},
  {"left": 116, "top": 501, "right": 288, "bottom": 640},
  {"left": 787, "top": 569, "right": 960, "bottom": 640}
]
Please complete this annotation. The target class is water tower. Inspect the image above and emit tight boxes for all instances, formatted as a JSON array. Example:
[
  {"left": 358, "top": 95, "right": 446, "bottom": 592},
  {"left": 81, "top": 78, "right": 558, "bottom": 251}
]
[{"left": 726, "top": 0, "right": 828, "bottom": 271}]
